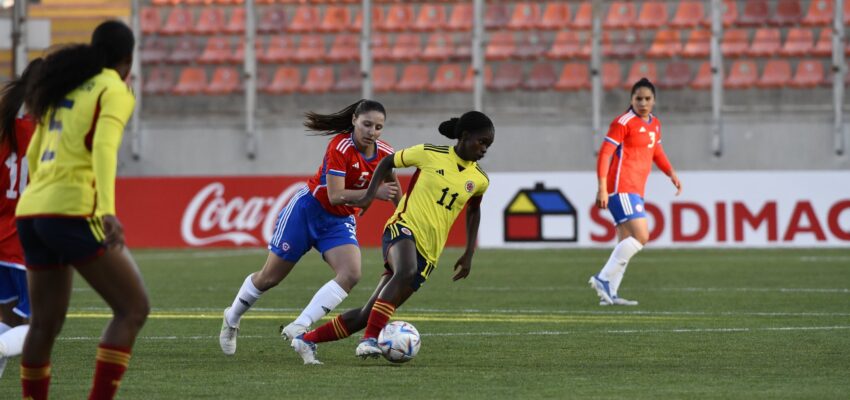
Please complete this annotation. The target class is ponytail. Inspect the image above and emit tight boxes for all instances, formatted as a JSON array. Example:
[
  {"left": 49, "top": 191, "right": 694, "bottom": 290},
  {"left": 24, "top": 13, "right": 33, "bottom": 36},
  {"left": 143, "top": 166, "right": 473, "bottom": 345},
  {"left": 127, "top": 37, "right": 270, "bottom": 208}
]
[
  {"left": 304, "top": 99, "right": 386, "bottom": 136},
  {"left": 438, "top": 111, "right": 494, "bottom": 140},
  {"left": 0, "top": 58, "right": 43, "bottom": 151}
]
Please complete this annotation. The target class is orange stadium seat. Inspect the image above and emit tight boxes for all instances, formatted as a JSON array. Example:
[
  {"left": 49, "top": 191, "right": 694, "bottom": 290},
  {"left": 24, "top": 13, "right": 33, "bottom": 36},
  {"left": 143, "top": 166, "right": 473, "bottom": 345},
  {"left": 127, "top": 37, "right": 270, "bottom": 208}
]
[
  {"left": 738, "top": 0, "right": 769, "bottom": 26},
  {"left": 193, "top": 8, "right": 226, "bottom": 35},
  {"left": 846, "top": 1, "right": 850, "bottom": 24},
  {"left": 327, "top": 34, "right": 359, "bottom": 63},
  {"left": 485, "top": 3, "right": 510, "bottom": 30},
  {"left": 571, "top": 2, "right": 592, "bottom": 29},
  {"left": 258, "top": 8, "right": 286, "bottom": 33},
  {"left": 682, "top": 29, "right": 710, "bottom": 58},
  {"left": 771, "top": 0, "right": 803, "bottom": 26},
  {"left": 351, "top": 7, "right": 385, "bottom": 32},
  {"left": 206, "top": 67, "right": 241, "bottom": 94},
  {"left": 168, "top": 37, "right": 200, "bottom": 64},
  {"left": 554, "top": 62, "right": 590, "bottom": 91},
  {"left": 396, "top": 64, "right": 431, "bottom": 92},
  {"left": 721, "top": 29, "right": 749, "bottom": 58},
  {"left": 413, "top": 4, "right": 446, "bottom": 31},
  {"left": 224, "top": 7, "right": 245, "bottom": 34},
  {"left": 429, "top": 63, "right": 463, "bottom": 92},
  {"left": 459, "top": 65, "right": 493, "bottom": 91},
  {"left": 623, "top": 61, "right": 658, "bottom": 89},
  {"left": 294, "top": 35, "right": 326, "bottom": 63},
  {"left": 301, "top": 66, "right": 334, "bottom": 94},
  {"left": 812, "top": 28, "right": 832, "bottom": 57},
  {"left": 522, "top": 62, "right": 557, "bottom": 91},
  {"left": 334, "top": 64, "right": 362, "bottom": 92},
  {"left": 658, "top": 61, "right": 692, "bottom": 89},
  {"left": 635, "top": 1, "right": 669, "bottom": 29},
  {"left": 486, "top": 32, "right": 516, "bottom": 61},
  {"left": 670, "top": 1, "right": 704, "bottom": 28},
  {"left": 602, "top": 62, "right": 622, "bottom": 90},
  {"left": 790, "top": 59, "right": 824, "bottom": 88},
  {"left": 748, "top": 28, "right": 781, "bottom": 57},
  {"left": 151, "top": 0, "right": 176, "bottom": 6},
  {"left": 507, "top": 2, "right": 541, "bottom": 30},
  {"left": 263, "top": 66, "right": 300, "bottom": 94},
  {"left": 725, "top": 60, "right": 758, "bottom": 89},
  {"left": 537, "top": 2, "right": 570, "bottom": 30},
  {"left": 160, "top": 8, "right": 192, "bottom": 36},
  {"left": 371, "top": 34, "right": 392, "bottom": 62},
  {"left": 319, "top": 6, "right": 351, "bottom": 33},
  {"left": 372, "top": 64, "right": 397, "bottom": 92},
  {"left": 547, "top": 30, "right": 587, "bottom": 60},
  {"left": 647, "top": 29, "right": 682, "bottom": 58},
  {"left": 143, "top": 67, "right": 174, "bottom": 94},
  {"left": 288, "top": 5, "right": 320, "bottom": 33},
  {"left": 140, "top": 7, "right": 161, "bottom": 35},
  {"left": 780, "top": 28, "right": 814, "bottom": 56},
  {"left": 490, "top": 63, "right": 523, "bottom": 91},
  {"left": 381, "top": 4, "right": 414, "bottom": 32},
  {"left": 172, "top": 67, "right": 207, "bottom": 95},
  {"left": 389, "top": 33, "right": 421, "bottom": 62},
  {"left": 230, "top": 39, "right": 263, "bottom": 64},
  {"left": 607, "top": 30, "right": 643, "bottom": 59},
  {"left": 802, "top": 0, "right": 833, "bottom": 26},
  {"left": 690, "top": 61, "right": 713, "bottom": 89},
  {"left": 604, "top": 1, "right": 637, "bottom": 29},
  {"left": 141, "top": 37, "right": 169, "bottom": 65},
  {"left": 446, "top": 3, "right": 472, "bottom": 31},
  {"left": 454, "top": 33, "right": 472, "bottom": 60},
  {"left": 514, "top": 32, "right": 546, "bottom": 59},
  {"left": 198, "top": 37, "right": 232, "bottom": 64},
  {"left": 702, "top": 0, "right": 738, "bottom": 27},
  {"left": 260, "top": 35, "right": 295, "bottom": 63},
  {"left": 422, "top": 32, "right": 455, "bottom": 62},
  {"left": 757, "top": 59, "right": 791, "bottom": 88}
]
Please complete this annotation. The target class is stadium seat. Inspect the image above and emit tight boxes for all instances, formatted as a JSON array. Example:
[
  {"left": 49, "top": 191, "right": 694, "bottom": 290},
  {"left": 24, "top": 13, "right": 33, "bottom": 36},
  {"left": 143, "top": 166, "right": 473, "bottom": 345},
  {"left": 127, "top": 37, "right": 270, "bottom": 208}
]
[
  {"left": 413, "top": 3, "right": 446, "bottom": 31},
  {"left": 802, "top": 0, "right": 833, "bottom": 26},
  {"left": 381, "top": 4, "right": 414, "bottom": 32},
  {"left": 334, "top": 64, "right": 361, "bottom": 92},
  {"left": 459, "top": 65, "right": 493, "bottom": 91},
  {"left": 160, "top": 8, "right": 192, "bottom": 36},
  {"left": 143, "top": 66, "right": 174, "bottom": 94},
  {"left": 546, "top": 30, "right": 587, "bottom": 60},
  {"left": 522, "top": 62, "right": 557, "bottom": 91},
  {"left": 738, "top": 0, "right": 769, "bottom": 26},
  {"left": 670, "top": 1, "right": 704, "bottom": 28},
  {"left": 172, "top": 67, "right": 207, "bottom": 95},
  {"left": 206, "top": 66, "right": 241, "bottom": 94},
  {"left": 490, "top": 63, "right": 523, "bottom": 91},
  {"left": 790, "top": 59, "right": 824, "bottom": 88},
  {"left": 260, "top": 36, "right": 295, "bottom": 63},
  {"left": 812, "top": 28, "right": 832, "bottom": 57},
  {"left": 258, "top": 8, "right": 286, "bottom": 33},
  {"left": 141, "top": 37, "right": 169, "bottom": 65},
  {"left": 446, "top": 3, "right": 472, "bottom": 31},
  {"left": 701, "top": 0, "right": 738, "bottom": 27},
  {"left": 319, "top": 5, "right": 351, "bottom": 33},
  {"left": 327, "top": 34, "right": 359, "bottom": 63},
  {"left": 623, "top": 61, "right": 658, "bottom": 89},
  {"left": 198, "top": 37, "right": 232, "bottom": 64},
  {"left": 230, "top": 39, "right": 263, "bottom": 64},
  {"left": 429, "top": 63, "right": 463, "bottom": 92},
  {"left": 780, "top": 28, "right": 814, "bottom": 57},
  {"left": 372, "top": 64, "right": 397, "bottom": 92},
  {"left": 486, "top": 32, "right": 516, "bottom": 61},
  {"left": 395, "top": 64, "right": 431, "bottom": 92},
  {"left": 771, "top": 0, "right": 803, "bottom": 26},
  {"left": 606, "top": 29, "right": 643, "bottom": 59},
  {"left": 635, "top": 1, "right": 669, "bottom": 29},
  {"left": 507, "top": 2, "right": 541, "bottom": 30},
  {"left": 301, "top": 66, "right": 334, "bottom": 94},
  {"left": 845, "top": 0, "right": 850, "bottom": 24},
  {"left": 167, "top": 37, "right": 200, "bottom": 64},
  {"left": 422, "top": 32, "right": 455, "bottom": 62},
  {"left": 748, "top": 28, "right": 781, "bottom": 57},
  {"left": 514, "top": 31, "right": 546, "bottom": 59},
  {"left": 224, "top": 7, "right": 245, "bottom": 34},
  {"left": 454, "top": 33, "right": 472, "bottom": 60},
  {"left": 288, "top": 5, "right": 320, "bottom": 33},
  {"left": 140, "top": 7, "right": 161, "bottom": 35},
  {"left": 757, "top": 59, "right": 791, "bottom": 88},
  {"left": 554, "top": 62, "right": 590, "bottom": 91},
  {"left": 537, "top": 2, "right": 570, "bottom": 30},
  {"left": 721, "top": 29, "right": 749, "bottom": 58},
  {"left": 389, "top": 34, "right": 421, "bottom": 62},
  {"left": 193, "top": 8, "right": 226, "bottom": 35},
  {"left": 682, "top": 29, "right": 711, "bottom": 58},
  {"left": 725, "top": 60, "right": 758, "bottom": 89},
  {"left": 294, "top": 35, "right": 326, "bottom": 63},
  {"left": 602, "top": 62, "right": 622, "bottom": 90},
  {"left": 571, "top": 2, "right": 592, "bottom": 29},
  {"left": 351, "top": 7, "right": 384, "bottom": 33},
  {"left": 690, "top": 61, "right": 713, "bottom": 89},
  {"left": 371, "top": 34, "right": 392, "bottom": 62},
  {"left": 151, "top": 0, "right": 175, "bottom": 6},
  {"left": 646, "top": 29, "right": 682, "bottom": 58},
  {"left": 263, "top": 66, "right": 300, "bottom": 94},
  {"left": 485, "top": 3, "right": 510, "bottom": 30},
  {"left": 604, "top": 1, "right": 637, "bottom": 29},
  {"left": 658, "top": 61, "right": 692, "bottom": 89}
]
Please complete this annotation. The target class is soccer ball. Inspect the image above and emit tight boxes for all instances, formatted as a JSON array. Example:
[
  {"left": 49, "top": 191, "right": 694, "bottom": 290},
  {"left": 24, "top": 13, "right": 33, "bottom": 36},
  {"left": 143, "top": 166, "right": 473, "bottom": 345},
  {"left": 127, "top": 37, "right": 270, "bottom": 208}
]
[{"left": 378, "top": 321, "right": 421, "bottom": 363}]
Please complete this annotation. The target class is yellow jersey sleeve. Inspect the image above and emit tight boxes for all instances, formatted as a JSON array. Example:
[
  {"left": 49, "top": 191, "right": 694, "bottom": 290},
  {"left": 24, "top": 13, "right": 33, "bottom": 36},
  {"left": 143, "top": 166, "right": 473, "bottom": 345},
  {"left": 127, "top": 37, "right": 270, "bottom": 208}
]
[
  {"left": 393, "top": 144, "right": 429, "bottom": 168},
  {"left": 93, "top": 83, "right": 135, "bottom": 216}
]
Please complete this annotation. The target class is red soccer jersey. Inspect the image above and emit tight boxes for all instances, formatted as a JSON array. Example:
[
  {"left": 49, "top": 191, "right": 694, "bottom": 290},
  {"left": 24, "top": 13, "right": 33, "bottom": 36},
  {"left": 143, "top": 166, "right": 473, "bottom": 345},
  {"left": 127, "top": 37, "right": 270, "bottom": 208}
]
[
  {"left": 0, "top": 116, "right": 35, "bottom": 269},
  {"left": 306, "top": 133, "right": 394, "bottom": 216},
  {"left": 600, "top": 109, "right": 668, "bottom": 198}
]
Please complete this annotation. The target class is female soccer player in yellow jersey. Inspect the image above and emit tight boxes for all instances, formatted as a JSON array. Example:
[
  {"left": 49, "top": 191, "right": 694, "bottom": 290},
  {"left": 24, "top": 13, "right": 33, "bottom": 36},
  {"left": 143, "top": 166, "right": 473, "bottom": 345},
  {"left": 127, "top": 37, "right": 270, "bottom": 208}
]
[
  {"left": 289, "top": 111, "right": 494, "bottom": 364},
  {"left": 15, "top": 21, "right": 149, "bottom": 400}
]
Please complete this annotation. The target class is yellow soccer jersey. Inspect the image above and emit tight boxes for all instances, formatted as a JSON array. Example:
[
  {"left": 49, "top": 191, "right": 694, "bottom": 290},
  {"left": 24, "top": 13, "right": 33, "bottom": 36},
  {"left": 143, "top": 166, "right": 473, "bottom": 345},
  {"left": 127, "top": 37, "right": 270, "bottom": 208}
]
[
  {"left": 17, "top": 68, "right": 135, "bottom": 218},
  {"left": 388, "top": 144, "right": 489, "bottom": 266}
]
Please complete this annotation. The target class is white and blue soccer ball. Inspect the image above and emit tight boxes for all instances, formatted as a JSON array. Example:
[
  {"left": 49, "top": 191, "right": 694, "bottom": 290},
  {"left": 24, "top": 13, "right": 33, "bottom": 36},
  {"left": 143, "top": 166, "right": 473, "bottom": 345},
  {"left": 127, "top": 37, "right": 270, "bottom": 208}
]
[{"left": 378, "top": 321, "right": 421, "bottom": 363}]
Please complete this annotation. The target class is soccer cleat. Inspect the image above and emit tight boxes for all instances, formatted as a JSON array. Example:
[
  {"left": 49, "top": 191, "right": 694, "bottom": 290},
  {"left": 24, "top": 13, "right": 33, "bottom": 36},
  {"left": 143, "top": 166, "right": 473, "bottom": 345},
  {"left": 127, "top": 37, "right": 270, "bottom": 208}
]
[
  {"left": 219, "top": 307, "right": 239, "bottom": 356},
  {"left": 280, "top": 322, "right": 308, "bottom": 342},
  {"left": 355, "top": 338, "right": 382, "bottom": 359},
  {"left": 291, "top": 334, "right": 322, "bottom": 365},
  {"left": 589, "top": 275, "right": 614, "bottom": 305},
  {"left": 599, "top": 296, "right": 639, "bottom": 306}
]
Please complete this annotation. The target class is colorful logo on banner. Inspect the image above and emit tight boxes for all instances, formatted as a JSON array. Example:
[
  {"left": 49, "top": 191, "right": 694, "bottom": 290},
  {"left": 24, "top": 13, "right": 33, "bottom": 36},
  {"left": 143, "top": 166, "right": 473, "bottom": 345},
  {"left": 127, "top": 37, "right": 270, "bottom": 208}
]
[{"left": 503, "top": 182, "right": 577, "bottom": 242}]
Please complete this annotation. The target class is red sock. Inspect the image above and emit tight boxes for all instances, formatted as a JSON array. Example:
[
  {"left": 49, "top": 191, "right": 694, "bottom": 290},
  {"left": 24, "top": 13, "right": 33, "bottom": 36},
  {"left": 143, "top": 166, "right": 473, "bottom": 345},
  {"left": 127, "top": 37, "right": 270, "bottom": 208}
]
[
  {"left": 303, "top": 315, "right": 350, "bottom": 343},
  {"left": 21, "top": 362, "right": 51, "bottom": 400},
  {"left": 89, "top": 344, "right": 132, "bottom": 400},
  {"left": 363, "top": 299, "right": 395, "bottom": 340}
]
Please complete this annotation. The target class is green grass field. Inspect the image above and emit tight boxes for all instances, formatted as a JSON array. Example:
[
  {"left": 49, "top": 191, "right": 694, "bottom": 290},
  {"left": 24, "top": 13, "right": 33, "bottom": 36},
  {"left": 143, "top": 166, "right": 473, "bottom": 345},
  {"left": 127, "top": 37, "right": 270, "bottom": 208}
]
[{"left": 1, "top": 248, "right": 849, "bottom": 399}]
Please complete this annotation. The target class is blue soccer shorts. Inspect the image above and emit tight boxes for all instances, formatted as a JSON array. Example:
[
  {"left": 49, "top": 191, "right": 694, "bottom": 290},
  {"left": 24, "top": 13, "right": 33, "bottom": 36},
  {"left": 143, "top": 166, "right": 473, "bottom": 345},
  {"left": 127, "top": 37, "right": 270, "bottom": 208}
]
[
  {"left": 0, "top": 266, "right": 30, "bottom": 318},
  {"left": 608, "top": 192, "right": 647, "bottom": 225}
]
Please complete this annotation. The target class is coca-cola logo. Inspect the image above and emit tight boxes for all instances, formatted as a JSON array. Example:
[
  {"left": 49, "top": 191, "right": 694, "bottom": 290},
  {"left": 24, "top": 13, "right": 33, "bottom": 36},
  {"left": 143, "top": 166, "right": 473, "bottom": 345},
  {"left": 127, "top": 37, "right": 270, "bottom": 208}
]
[{"left": 180, "top": 182, "right": 307, "bottom": 246}]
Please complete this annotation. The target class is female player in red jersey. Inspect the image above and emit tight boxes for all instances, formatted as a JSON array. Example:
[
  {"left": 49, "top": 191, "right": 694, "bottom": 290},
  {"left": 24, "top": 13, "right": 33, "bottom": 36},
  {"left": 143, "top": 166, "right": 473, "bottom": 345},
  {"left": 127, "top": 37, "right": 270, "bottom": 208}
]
[
  {"left": 219, "top": 100, "right": 400, "bottom": 358},
  {"left": 590, "top": 78, "right": 682, "bottom": 306}
]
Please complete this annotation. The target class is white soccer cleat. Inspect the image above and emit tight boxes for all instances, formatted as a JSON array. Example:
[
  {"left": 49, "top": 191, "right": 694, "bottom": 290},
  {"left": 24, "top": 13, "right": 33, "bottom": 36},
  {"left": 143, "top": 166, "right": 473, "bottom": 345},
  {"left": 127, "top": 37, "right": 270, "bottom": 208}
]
[
  {"left": 355, "top": 338, "right": 382, "bottom": 359},
  {"left": 589, "top": 275, "right": 614, "bottom": 305},
  {"left": 280, "top": 322, "right": 308, "bottom": 342},
  {"left": 291, "top": 335, "right": 322, "bottom": 365},
  {"left": 219, "top": 307, "right": 239, "bottom": 356},
  {"left": 599, "top": 296, "right": 639, "bottom": 306}
]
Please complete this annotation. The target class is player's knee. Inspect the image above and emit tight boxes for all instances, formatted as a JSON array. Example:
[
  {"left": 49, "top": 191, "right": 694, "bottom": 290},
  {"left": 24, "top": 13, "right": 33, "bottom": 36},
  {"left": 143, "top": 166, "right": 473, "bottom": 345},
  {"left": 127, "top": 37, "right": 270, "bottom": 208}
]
[{"left": 391, "top": 265, "right": 418, "bottom": 284}]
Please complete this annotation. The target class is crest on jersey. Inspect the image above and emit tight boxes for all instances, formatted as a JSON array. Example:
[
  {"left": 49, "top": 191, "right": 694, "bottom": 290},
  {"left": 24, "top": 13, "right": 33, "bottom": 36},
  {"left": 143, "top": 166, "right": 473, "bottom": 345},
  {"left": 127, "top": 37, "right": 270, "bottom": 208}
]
[
  {"left": 465, "top": 181, "right": 475, "bottom": 193},
  {"left": 401, "top": 227, "right": 412, "bottom": 236}
]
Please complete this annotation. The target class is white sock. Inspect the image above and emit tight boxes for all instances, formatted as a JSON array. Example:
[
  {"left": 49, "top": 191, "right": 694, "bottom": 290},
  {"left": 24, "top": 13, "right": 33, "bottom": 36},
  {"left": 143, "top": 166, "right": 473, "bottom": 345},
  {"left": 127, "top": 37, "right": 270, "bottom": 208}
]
[
  {"left": 293, "top": 280, "right": 348, "bottom": 327},
  {"left": 225, "top": 274, "right": 264, "bottom": 327},
  {"left": 598, "top": 237, "right": 643, "bottom": 288},
  {"left": 609, "top": 261, "right": 629, "bottom": 297},
  {"left": 0, "top": 324, "right": 28, "bottom": 357},
  {"left": 0, "top": 322, "right": 10, "bottom": 335}
]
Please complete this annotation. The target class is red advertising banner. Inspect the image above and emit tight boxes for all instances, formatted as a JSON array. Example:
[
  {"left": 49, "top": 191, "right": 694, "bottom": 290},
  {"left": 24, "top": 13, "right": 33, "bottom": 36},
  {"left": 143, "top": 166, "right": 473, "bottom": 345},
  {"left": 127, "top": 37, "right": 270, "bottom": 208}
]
[{"left": 115, "top": 176, "right": 467, "bottom": 248}]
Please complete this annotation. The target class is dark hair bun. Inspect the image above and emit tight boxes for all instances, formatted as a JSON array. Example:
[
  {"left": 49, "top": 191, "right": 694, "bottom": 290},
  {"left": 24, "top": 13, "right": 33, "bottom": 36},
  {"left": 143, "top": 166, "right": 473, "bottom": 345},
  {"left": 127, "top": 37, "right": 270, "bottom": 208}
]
[{"left": 438, "top": 117, "right": 460, "bottom": 139}]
